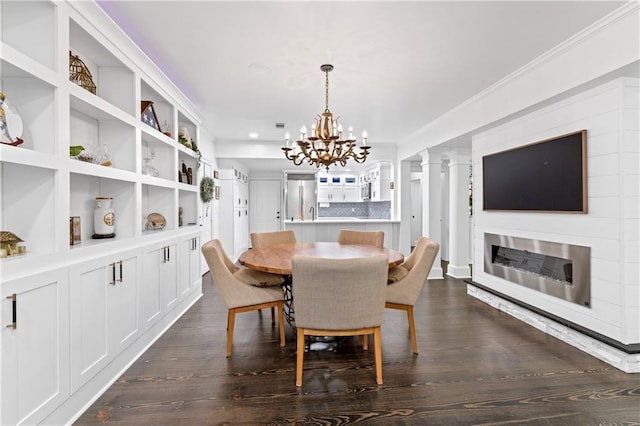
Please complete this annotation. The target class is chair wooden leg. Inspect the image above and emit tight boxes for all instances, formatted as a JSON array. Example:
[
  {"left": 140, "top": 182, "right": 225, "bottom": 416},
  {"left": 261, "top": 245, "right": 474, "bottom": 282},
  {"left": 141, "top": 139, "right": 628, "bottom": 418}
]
[
  {"left": 407, "top": 306, "right": 418, "bottom": 354},
  {"left": 296, "top": 327, "right": 305, "bottom": 386},
  {"left": 226, "top": 309, "right": 236, "bottom": 358},
  {"left": 278, "top": 302, "right": 285, "bottom": 347},
  {"left": 271, "top": 307, "right": 275, "bottom": 324},
  {"left": 362, "top": 334, "right": 368, "bottom": 351},
  {"left": 373, "top": 327, "right": 383, "bottom": 385}
]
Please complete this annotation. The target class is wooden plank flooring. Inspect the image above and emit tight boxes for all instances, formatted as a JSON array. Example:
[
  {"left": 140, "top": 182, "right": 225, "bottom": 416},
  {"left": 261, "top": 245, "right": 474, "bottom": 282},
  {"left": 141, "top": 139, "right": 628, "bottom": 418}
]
[{"left": 75, "top": 273, "right": 640, "bottom": 425}]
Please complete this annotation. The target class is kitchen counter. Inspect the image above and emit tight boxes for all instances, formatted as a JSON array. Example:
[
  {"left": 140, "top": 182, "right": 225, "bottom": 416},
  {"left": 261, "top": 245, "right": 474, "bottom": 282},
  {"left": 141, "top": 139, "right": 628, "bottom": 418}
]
[
  {"left": 284, "top": 218, "right": 400, "bottom": 224},
  {"left": 284, "top": 219, "right": 401, "bottom": 250}
]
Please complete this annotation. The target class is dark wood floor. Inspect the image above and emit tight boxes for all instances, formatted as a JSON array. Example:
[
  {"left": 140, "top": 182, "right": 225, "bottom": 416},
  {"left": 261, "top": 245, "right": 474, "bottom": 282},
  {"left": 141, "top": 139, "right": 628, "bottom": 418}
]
[{"left": 76, "top": 273, "right": 640, "bottom": 425}]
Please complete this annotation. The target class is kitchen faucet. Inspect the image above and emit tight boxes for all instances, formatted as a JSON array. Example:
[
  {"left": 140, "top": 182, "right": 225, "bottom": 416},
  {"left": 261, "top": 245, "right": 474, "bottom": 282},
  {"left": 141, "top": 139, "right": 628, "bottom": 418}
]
[{"left": 309, "top": 205, "right": 315, "bottom": 221}]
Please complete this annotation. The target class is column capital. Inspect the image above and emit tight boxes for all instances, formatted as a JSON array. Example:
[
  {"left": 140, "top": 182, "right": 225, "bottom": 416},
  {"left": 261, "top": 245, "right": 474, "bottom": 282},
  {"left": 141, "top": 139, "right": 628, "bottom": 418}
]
[
  {"left": 444, "top": 150, "right": 472, "bottom": 166},
  {"left": 419, "top": 148, "right": 443, "bottom": 165}
]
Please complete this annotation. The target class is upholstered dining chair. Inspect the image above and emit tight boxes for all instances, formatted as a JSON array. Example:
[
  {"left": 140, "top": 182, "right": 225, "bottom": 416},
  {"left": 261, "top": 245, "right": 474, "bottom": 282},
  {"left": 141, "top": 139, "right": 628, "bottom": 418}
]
[
  {"left": 292, "top": 254, "right": 389, "bottom": 386},
  {"left": 337, "top": 229, "right": 384, "bottom": 248},
  {"left": 250, "top": 230, "right": 296, "bottom": 248},
  {"left": 385, "top": 237, "right": 439, "bottom": 355},
  {"left": 201, "top": 239, "right": 286, "bottom": 357}
]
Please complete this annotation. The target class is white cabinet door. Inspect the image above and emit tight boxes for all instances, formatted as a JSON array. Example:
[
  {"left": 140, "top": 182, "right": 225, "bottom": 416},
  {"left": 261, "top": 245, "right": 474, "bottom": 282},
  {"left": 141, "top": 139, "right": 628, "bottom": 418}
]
[
  {"left": 141, "top": 245, "right": 162, "bottom": 329},
  {"left": 162, "top": 243, "right": 179, "bottom": 311},
  {"left": 371, "top": 180, "right": 381, "bottom": 201},
  {"left": 1, "top": 267, "right": 69, "bottom": 426},
  {"left": 69, "top": 249, "right": 139, "bottom": 393},
  {"left": 317, "top": 186, "right": 331, "bottom": 203},
  {"left": 178, "top": 235, "right": 201, "bottom": 296},
  {"left": 343, "top": 186, "right": 359, "bottom": 202},
  {"left": 141, "top": 241, "right": 179, "bottom": 327}
]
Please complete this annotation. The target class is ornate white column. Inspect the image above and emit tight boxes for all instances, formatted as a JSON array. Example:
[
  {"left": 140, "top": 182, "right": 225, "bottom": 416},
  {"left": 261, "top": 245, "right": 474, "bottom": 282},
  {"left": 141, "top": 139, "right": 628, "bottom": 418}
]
[
  {"left": 420, "top": 149, "right": 444, "bottom": 279},
  {"left": 446, "top": 150, "right": 472, "bottom": 278}
]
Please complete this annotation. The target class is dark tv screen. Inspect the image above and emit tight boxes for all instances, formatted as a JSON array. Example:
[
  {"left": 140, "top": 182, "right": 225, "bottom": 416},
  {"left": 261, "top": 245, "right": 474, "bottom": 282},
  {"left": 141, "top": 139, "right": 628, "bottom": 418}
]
[{"left": 482, "top": 130, "right": 587, "bottom": 212}]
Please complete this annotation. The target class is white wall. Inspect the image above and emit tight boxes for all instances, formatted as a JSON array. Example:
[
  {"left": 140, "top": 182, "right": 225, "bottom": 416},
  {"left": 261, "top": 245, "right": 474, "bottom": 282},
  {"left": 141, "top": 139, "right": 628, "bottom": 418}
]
[{"left": 472, "top": 77, "right": 639, "bottom": 345}]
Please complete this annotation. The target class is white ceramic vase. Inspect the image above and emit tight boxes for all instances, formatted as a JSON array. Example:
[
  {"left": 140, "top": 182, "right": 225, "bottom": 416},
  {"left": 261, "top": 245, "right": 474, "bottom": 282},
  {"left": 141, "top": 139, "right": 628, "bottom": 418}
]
[{"left": 94, "top": 197, "right": 115, "bottom": 235}]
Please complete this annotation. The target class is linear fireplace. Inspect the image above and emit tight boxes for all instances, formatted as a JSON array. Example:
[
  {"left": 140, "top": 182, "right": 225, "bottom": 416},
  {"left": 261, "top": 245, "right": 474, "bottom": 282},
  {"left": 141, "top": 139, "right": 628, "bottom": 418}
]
[{"left": 484, "top": 233, "right": 591, "bottom": 307}]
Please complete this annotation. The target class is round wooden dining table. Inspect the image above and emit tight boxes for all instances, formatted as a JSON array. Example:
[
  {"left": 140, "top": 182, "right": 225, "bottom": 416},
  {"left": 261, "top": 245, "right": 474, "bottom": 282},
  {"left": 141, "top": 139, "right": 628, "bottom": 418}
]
[
  {"left": 238, "top": 242, "right": 404, "bottom": 275},
  {"left": 238, "top": 242, "right": 404, "bottom": 327}
]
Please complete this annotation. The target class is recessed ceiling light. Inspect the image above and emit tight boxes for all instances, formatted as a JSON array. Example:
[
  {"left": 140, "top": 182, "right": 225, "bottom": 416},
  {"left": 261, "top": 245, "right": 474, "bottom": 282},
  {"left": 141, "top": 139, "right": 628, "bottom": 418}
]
[{"left": 249, "top": 132, "right": 259, "bottom": 139}]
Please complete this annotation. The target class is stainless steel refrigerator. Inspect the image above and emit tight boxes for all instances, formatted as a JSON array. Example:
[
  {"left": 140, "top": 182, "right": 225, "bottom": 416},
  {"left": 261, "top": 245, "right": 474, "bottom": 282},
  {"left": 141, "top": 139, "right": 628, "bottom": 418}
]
[{"left": 286, "top": 173, "right": 316, "bottom": 221}]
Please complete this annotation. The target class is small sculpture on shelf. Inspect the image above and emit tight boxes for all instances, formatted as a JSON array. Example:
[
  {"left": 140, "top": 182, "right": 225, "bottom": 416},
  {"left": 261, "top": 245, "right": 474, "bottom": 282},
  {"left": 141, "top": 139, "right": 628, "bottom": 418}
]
[
  {"left": 178, "top": 207, "right": 184, "bottom": 227},
  {"left": 0, "top": 231, "right": 26, "bottom": 258},
  {"left": 178, "top": 126, "right": 201, "bottom": 168},
  {"left": 179, "top": 161, "right": 193, "bottom": 185},
  {"left": 69, "top": 51, "right": 97, "bottom": 94},
  {"left": 0, "top": 92, "right": 24, "bottom": 146},
  {"left": 145, "top": 213, "right": 166, "bottom": 231}
]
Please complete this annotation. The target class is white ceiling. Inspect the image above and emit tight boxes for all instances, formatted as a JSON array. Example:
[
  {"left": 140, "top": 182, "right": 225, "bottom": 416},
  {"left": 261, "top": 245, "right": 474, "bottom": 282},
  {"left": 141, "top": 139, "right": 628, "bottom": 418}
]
[{"left": 97, "top": 0, "right": 625, "bottom": 172}]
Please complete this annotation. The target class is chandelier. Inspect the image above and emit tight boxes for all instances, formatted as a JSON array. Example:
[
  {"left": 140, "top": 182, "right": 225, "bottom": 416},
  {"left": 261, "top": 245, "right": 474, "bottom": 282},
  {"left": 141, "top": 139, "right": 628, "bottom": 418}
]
[{"left": 282, "top": 64, "right": 370, "bottom": 170}]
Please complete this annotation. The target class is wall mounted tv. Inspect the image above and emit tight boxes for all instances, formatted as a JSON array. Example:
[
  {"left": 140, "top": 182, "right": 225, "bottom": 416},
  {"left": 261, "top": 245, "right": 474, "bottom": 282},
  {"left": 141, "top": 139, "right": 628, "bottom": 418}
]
[{"left": 482, "top": 130, "right": 587, "bottom": 213}]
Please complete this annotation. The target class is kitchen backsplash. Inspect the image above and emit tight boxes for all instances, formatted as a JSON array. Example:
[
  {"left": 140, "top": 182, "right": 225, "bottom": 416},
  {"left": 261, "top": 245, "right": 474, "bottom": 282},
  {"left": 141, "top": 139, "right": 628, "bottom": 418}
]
[{"left": 318, "top": 201, "right": 391, "bottom": 219}]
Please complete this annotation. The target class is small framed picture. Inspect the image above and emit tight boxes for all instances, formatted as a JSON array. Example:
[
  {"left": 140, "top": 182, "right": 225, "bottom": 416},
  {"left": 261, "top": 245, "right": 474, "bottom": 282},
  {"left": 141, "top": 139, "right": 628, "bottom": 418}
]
[
  {"left": 141, "top": 100, "right": 161, "bottom": 131},
  {"left": 213, "top": 170, "right": 219, "bottom": 179},
  {"left": 70, "top": 216, "right": 81, "bottom": 245}
]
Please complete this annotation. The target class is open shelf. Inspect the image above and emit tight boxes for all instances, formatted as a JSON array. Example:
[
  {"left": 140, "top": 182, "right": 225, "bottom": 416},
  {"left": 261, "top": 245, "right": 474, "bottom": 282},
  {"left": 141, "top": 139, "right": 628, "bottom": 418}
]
[
  {"left": 1, "top": 59, "right": 57, "bottom": 154},
  {"left": 142, "top": 184, "right": 175, "bottom": 233},
  {"left": 70, "top": 173, "right": 136, "bottom": 243},
  {"left": 0, "top": 162, "right": 56, "bottom": 256},
  {"left": 141, "top": 79, "right": 174, "bottom": 137},
  {"left": 1, "top": 0, "right": 57, "bottom": 71},
  {"left": 69, "top": 18, "right": 135, "bottom": 116}
]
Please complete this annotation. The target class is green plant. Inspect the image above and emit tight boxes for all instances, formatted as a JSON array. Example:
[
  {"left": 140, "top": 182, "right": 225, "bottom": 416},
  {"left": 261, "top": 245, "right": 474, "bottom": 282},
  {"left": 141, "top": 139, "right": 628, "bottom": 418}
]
[{"left": 200, "top": 176, "right": 214, "bottom": 203}]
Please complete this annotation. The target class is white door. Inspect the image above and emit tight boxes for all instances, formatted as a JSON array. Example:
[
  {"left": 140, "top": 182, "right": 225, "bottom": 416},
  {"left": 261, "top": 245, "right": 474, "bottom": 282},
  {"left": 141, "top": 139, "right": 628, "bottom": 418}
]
[
  {"left": 249, "top": 179, "right": 282, "bottom": 235},
  {"left": 410, "top": 177, "right": 422, "bottom": 248}
]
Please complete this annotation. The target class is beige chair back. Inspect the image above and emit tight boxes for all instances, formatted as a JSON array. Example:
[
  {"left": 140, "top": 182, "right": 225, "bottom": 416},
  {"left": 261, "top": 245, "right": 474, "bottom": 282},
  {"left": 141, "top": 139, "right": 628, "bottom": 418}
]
[
  {"left": 337, "top": 229, "right": 384, "bottom": 247},
  {"left": 292, "top": 254, "right": 388, "bottom": 330},
  {"left": 202, "top": 240, "right": 281, "bottom": 309},
  {"left": 387, "top": 237, "right": 439, "bottom": 306},
  {"left": 207, "top": 238, "right": 239, "bottom": 273},
  {"left": 251, "top": 230, "right": 296, "bottom": 248}
]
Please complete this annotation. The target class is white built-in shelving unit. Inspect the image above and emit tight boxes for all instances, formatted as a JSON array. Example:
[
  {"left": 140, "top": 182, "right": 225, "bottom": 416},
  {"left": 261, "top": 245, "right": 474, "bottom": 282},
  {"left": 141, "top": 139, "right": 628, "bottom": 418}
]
[{"left": 0, "top": 1, "right": 204, "bottom": 424}]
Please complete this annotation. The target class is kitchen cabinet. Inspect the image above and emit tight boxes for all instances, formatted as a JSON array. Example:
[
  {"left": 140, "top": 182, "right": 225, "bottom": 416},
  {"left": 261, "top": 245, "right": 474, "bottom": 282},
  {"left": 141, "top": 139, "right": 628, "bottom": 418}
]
[
  {"left": 1, "top": 267, "right": 69, "bottom": 426},
  {"left": 317, "top": 173, "right": 359, "bottom": 202},
  {"left": 69, "top": 249, "right": 140, "bottom": 393},
  {"left": 362, "top": 161, "right": 392, "bottom": 201},
  {"left": 141, "top": 241, "right": 178, "bottom": 330},
  {"left": 178, "top": 235, "right": 201, "bottom": 296}
]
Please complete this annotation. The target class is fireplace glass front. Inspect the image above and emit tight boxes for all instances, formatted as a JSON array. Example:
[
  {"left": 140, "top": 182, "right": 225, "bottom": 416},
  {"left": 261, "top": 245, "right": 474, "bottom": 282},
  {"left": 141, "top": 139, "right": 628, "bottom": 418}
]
[{"left": 484, "top": 233, "right": 590, "bottom": 307}]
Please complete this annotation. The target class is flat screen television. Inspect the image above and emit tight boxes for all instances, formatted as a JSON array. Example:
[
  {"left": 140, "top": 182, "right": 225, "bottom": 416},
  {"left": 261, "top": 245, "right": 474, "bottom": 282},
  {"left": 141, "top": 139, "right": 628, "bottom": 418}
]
[{"left": 482, "top": 130, "right": 587, "bottom": 213}]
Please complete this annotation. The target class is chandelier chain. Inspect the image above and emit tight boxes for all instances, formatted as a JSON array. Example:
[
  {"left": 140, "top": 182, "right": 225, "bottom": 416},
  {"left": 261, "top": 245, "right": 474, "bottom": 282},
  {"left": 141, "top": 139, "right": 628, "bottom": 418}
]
[{"left": 325, "top": 69, "right": 330, "bottom": 112}]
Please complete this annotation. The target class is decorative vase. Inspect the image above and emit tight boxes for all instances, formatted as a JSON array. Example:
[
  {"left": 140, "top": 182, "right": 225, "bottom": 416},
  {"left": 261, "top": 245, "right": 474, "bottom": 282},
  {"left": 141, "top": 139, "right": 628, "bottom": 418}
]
[{"left": 94, "top": 197, "right": 115, "bottom": 236}]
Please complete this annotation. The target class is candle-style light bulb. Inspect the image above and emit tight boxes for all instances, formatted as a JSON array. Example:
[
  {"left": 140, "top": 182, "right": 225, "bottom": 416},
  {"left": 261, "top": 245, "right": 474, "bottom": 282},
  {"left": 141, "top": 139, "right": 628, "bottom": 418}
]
[
  {"left": 338, "top": 123, "right": 343, "bottom": 138},
  {"left": 301, "top": 125, "right": 307, "bottom": 139},
  {"left": 348, "top": 126, "right": 354, "bottom": 140},
  {"left": 362, "top": 130, "right": 368, "bottom": 145},
  {"left": 285, "top": 132, "right": 290, "bottom": 147}
]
